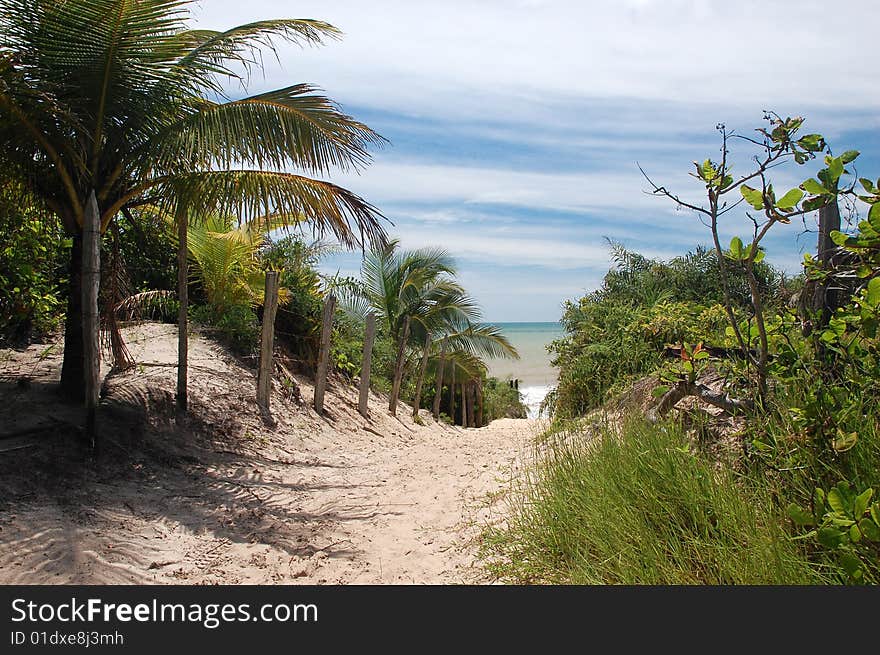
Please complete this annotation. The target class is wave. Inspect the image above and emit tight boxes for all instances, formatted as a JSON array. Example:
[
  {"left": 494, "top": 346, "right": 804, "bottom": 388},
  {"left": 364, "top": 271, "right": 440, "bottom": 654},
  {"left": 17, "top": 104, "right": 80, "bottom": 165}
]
[{"left": 520, "top": 385, "right": 553, "bottom": 419}]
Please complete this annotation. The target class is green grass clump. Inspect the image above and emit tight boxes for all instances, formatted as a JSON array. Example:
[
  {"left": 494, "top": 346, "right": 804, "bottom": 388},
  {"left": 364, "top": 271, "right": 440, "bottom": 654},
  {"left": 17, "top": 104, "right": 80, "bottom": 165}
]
[{"left": 485, "top": 417, "right": 831, "bottom": 584}]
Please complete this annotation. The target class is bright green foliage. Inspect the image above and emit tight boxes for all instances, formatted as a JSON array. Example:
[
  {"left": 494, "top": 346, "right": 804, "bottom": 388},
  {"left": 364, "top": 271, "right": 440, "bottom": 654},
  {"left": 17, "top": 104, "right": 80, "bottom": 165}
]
[
  {"left": 480, "top": 377, "right": 528, "bottom": 421},
  {"left": 549, "top": 243, "right": 788, "bottom": 417},
  {"left": 788, "top": 483, "right": 880, "bottom": 583},
  {"left": 181, "top": 213, "right": 289, "bottom": 351},
  {"left": 0, "top": 202, "right": 66, "bottom": 344},
  {"left": 484, "top": 418, "right": 828, "bottom": 584}
]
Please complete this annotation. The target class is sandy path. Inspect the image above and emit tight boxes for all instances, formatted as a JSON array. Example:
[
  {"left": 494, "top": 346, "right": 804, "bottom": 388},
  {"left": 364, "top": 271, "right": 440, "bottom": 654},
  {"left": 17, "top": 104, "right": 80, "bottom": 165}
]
[{"left": 0, "top": 324, "right": 538, "bottom": 585}]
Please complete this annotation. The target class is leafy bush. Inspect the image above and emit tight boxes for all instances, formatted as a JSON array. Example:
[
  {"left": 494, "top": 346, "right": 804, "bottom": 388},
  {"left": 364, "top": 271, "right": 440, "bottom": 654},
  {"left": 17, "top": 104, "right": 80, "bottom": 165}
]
[
  {"left": 481, "top": 377, "right": 528, "bottom": 421},
  {"left": 190, "top": 303, "right": 259, "bottom": 354},
  {"left": 549, "top": 244, "right": 789, "bottom": 418},
  {"left": 0, "top": 191, "right": 67, "bottom": 344}
]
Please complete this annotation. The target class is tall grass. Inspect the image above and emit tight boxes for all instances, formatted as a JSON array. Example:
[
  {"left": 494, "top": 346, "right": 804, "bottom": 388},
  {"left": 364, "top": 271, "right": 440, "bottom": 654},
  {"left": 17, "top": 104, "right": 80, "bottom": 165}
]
[{"left": 484, "top": 417, "right": 832, "bottom": 584}]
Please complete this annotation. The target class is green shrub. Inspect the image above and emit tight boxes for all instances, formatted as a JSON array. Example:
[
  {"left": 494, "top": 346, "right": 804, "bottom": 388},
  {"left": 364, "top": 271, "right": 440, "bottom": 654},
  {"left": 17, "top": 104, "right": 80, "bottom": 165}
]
[
  {"left": 0, "top": 198, "right": 67, "bottom": 344},
  {"left": 190, "top": 303, "right": 259, "bottom": 354},
  {"left": 484, "top": 417, "right": 829, "bottom": 584},
  {"left": 481, "top": 377, "right": 527, "bottom": 421}
]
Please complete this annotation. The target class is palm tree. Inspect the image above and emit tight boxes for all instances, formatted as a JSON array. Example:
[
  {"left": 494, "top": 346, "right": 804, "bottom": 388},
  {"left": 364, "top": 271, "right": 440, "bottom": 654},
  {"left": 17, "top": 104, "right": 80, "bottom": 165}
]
[
  {"left": 353, "top": 240, "right": 517, "bottom": 416},
  {"left": 183, "top": 213, "right": 290, "bottom": 314},
  {"left": 0, "top": 0, "right": 386, "bottom": 401}
]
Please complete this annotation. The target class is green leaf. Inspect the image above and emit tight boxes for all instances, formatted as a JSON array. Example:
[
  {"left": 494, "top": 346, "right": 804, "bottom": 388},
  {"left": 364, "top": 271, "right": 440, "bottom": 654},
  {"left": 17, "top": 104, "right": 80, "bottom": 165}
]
[
  {"left": 818, "top": 526, "right": 845, "bottom": 549},
  {"left": 860, "top": 178, "right": 877, "bottom": 193},
  {"left": 854, "top": 488, "right": 874, "bottom": 518},
  {"left": 839, "top": 551, "right": 863, "bottom": 579},
  {"left": 740, "top": 185, "right": 765, "bottom": 210},
  {"left": 729, "top": 236, "right": 744, "bottom": 259},
  {"left": 802, "top": 178, "right": 827, "bottom": 196},
  {"left": 776, "top": 188, "right": 804, "bottom": 209},
  {"left": 651, "top": 385, "right": 670, "bottom": 398},
  {"left": 830, "top": 230, "right": 850, "bottom": 247},
  {"left": 840, "top": 150, "right": 860, "bottom": 164},
  {"left": 849, "top": 523, "right": 862, "bottom": 543},
  {"left": 797, "top": 134, "right": 824, "bottom": 152},
  {"left": 802, "top": 196, "right": 828, "bottom": 212},
  {"left": 827, "top": 157, "right": 844, "bottom": 184},
  {"left": 814, "top": 487, "right": 826, "bottom": 511},
  {"left": 869, "top": 202, "right": 880, "bottom": 225},
  {"left": 788, "top": 504, "right": 815, "bottom": 527},
  {"left": 752, "top": 248, "right": 765, "bottom": 263},
  {"left": 867, "top": 278, "right": 880, "bottom": 307},
  {"left": 827, "top": 487, "right": 848, "bottom": 513},
  {"left": 859, "top": 518, "right": 880, "bottom": 541}
]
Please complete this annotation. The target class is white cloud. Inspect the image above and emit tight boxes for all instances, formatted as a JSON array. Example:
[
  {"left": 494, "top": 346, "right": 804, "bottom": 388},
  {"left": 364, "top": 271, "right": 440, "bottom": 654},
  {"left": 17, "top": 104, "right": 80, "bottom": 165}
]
[{"left": 192, "top": 0, "right": 879, "bottom": 122}]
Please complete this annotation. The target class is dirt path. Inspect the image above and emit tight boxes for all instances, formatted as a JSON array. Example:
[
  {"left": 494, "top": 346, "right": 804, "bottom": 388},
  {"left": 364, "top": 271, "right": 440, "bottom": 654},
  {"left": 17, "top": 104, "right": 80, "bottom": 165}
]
[{"left": 0, "top": 324, "right": 538, "bottom": 584}]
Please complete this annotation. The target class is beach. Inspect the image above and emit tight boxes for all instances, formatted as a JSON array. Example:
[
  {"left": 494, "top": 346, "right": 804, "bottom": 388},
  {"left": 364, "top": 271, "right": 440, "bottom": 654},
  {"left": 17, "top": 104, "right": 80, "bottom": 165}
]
[{"left": 486, "top": 322, "right": 564, "bottom": 418}]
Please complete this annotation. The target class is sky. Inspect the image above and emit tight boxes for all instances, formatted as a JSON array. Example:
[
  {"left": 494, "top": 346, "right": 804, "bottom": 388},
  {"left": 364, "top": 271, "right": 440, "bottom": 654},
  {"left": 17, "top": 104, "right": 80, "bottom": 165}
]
[{"left": 192, "top": 0, "right": 880, "bottom": 321}]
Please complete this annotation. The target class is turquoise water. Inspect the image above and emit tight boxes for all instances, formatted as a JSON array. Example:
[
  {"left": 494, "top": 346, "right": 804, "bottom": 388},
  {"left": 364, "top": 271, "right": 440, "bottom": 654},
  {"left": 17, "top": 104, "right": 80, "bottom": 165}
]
[{"left": 486, "top": 322, "right": 565, "bottom": 417}]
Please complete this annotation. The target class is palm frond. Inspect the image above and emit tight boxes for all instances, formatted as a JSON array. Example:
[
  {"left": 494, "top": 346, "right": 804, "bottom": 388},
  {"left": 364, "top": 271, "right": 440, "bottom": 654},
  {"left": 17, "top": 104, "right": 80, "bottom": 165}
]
[{"left": 161, "top": 170, "right": 388, "bottom": 248}]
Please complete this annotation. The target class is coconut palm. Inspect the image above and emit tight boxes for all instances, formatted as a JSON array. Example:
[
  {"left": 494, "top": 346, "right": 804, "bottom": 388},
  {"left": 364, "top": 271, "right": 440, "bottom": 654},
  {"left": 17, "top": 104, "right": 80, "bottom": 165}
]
[
  {"left": 0, "top": 0, "right": 386, "bottom": 401},
  {"left": 352, "top": 240, "right": 517, "bottom": 416},
  {"left": 183, "top": 213, "right": 291, "bottom": 314}
]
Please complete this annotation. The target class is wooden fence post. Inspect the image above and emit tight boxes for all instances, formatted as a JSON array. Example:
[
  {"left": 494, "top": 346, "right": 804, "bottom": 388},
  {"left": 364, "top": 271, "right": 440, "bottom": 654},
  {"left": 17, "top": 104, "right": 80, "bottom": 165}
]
[
  {"left": 432, "top": 337, "right": 447, "bottom": 420},
  {"left": 314, "top": 294, "right": 336, "bottom": 415},
  {"left": 358, "top": 312, "right": 376, "bottom": 418},
  {"left": 82, "top": 190, "right": 101, "bottom": 450},
  {"left": 256, "top": 271, "right": 280, "bottom": 411},
  {"left": 176, "top": 204, "right": 188, "bottom": 415}
]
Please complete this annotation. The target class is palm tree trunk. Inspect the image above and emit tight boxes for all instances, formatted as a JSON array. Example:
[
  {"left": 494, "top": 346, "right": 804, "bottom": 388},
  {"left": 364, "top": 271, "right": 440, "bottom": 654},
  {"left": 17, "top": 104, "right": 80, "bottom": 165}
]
[
  {"left": 432, "top": 337, "right": 447, "bottom": 420},
  {"left": 460, "top": 381, "right": 467, "bottom": 427},
  {"left": 59, "top": 232, "right": 84, "bottom": 401},
  {"left": 449, "top": 365, "right": 455, "bottom": 423},
  {"left": 476, "top": 378, "right": 484, "bottom": 427},
  {"left": 412, "top": 332, "right": 432, "bottom": 420},
  {"left": 466, "top": 381, "right": 475, "bottom": 428},
  {"left": 176, "top": 207, "right": 188, "bottom": 415},
  {"left": 389, "top": 315, "right": 411, "bottom": 416}
]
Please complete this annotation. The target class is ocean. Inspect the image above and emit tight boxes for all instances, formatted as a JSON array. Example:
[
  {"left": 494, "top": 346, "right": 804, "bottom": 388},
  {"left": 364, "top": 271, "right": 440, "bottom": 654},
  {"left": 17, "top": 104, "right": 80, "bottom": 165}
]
[{"left": 486, "top": 322, "right": 565, "bottom": 419}]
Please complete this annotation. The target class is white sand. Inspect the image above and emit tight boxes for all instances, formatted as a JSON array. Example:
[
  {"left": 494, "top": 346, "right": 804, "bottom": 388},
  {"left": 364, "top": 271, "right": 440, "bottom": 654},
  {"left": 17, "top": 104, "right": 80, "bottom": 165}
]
[{"left": 0, "top": 323, "right": 539, "bottom": 584}]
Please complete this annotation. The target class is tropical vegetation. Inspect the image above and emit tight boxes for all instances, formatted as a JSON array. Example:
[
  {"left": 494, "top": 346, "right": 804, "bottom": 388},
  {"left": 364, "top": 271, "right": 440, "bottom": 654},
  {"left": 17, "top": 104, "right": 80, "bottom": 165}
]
[{"left": 488, "top": 114, "right": 880, "bottom": 585}]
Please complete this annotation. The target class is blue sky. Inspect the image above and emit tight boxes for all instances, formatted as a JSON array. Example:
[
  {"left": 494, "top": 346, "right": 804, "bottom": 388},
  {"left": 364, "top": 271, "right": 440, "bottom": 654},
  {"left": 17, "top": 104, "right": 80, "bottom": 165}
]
[{"left": 194, "top": 0, "right": 880, "bottom": 321}]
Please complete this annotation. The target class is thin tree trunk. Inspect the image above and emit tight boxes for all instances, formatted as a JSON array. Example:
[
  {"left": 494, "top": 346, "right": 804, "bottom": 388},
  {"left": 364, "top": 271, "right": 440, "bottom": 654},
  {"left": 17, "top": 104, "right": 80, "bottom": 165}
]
[
  {"left": 314, "top": 294, "right": 336, "bottom": 416},
  {"left": 467, "top": 381, "right": 476, "bottom": 428},
  {"left": 432, "top": 337, "right": 447, "bottom": 420},
  {"left": 358, "top": 313, "right": 376, "bottom": 419},
  {"left": 256, "top": 271, "right": 280, "bottom": 411},
  {"left": 82, "top": 191, "right": 101, "bottom": 450},
  {"left": 60, "top": 232, "right": 84, "bottom": 401},
  {"left": 449, "top": 365, "right": 455, "bottom": 423},
  {"left": 460, "top": 381, "right": 467, "bottom": 427},
  {"left": 176, "top": 206, "right": 188, "bottom": 415},
  {"left": 389, "top": 315, "right": 411, "bottom": 416},
  {"left": 476, "top": 378, "right": 484, "bottom": 427},
  {"left": 412, "top": 332, "right": 432, "bottom": 420}
]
